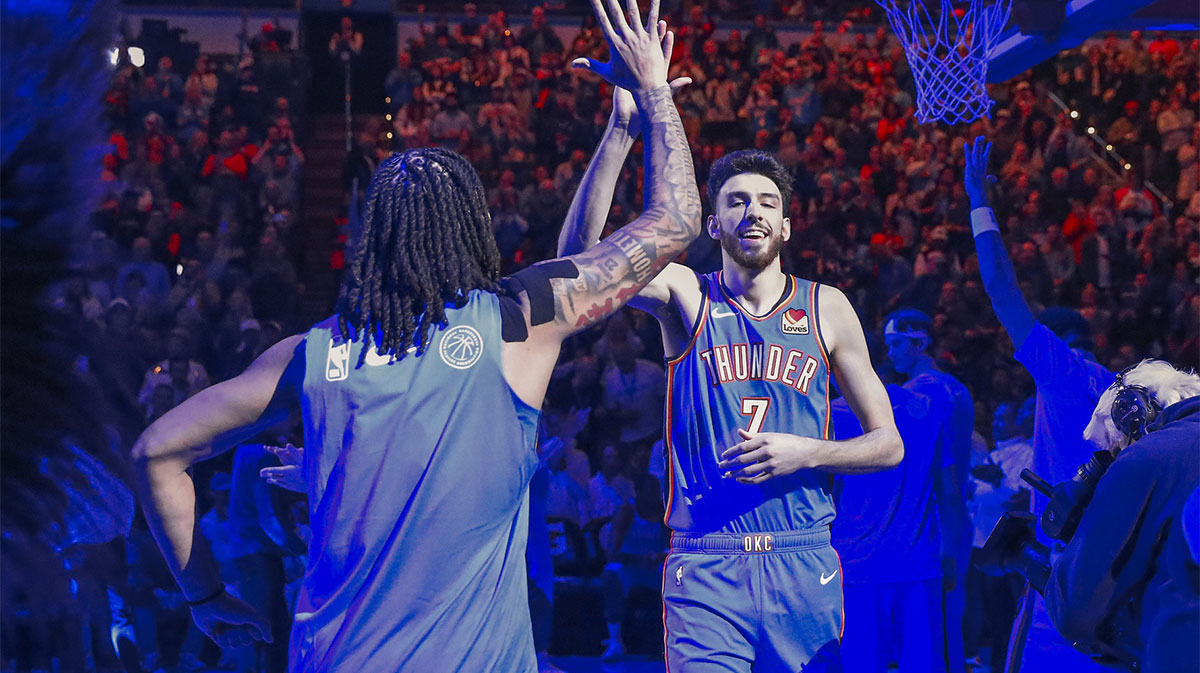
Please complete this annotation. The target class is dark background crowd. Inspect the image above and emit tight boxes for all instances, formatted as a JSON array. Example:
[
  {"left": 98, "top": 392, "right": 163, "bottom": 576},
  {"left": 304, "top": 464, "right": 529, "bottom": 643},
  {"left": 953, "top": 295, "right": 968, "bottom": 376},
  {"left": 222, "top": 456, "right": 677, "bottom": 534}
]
[{"left": 11, "top": 1, "right": 1197, "bottom": 671}]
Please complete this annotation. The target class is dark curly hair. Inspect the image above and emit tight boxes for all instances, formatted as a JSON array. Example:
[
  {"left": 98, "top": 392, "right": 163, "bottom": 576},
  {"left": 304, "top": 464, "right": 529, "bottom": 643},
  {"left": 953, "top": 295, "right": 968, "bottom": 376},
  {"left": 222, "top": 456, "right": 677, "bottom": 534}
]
[
  {"left": 335, "top": 147, "right": 501, "bottom": 362},
  {"left": 706, "top": 149, "right": 793, "bottom": 211}
]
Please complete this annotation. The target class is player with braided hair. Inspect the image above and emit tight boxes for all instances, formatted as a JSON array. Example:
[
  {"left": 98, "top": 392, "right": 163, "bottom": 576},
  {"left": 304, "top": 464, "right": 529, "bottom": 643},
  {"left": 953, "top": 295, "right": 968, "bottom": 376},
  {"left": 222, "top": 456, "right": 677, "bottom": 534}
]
[
  {"left": 131, "top": 0, "right": 701, "bottom": 670},
  {"left": 334, "top": 147, "right": 501, "bottom": 364}
]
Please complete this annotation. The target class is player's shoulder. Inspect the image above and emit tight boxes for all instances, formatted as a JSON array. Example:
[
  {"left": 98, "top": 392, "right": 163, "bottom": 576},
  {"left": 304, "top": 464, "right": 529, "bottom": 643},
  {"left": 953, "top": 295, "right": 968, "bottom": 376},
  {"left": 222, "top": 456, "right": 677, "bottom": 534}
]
[
  {"left": 661, "top": 262, "right": 705, "bottom": 296},
  {"left": 813, "top": 281, "right": 851, "bottom": 309},
  {"left": 812, "top": 282, "right": 859, "bottom": 333}
]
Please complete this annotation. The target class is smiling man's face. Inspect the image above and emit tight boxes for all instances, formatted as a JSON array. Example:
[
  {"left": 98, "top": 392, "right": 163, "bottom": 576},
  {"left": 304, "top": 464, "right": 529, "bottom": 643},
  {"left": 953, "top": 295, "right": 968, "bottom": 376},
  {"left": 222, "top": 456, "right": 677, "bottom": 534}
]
[{"left": 709, "top": 173, "right": 791, "bottom": 271}]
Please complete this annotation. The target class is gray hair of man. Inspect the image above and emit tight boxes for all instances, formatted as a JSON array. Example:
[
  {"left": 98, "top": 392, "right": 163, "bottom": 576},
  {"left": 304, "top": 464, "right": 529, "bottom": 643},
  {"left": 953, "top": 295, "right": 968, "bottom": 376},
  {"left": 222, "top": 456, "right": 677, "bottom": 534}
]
[{"left": 1084, "top": 359, "right": 1200, "bottom": 453}]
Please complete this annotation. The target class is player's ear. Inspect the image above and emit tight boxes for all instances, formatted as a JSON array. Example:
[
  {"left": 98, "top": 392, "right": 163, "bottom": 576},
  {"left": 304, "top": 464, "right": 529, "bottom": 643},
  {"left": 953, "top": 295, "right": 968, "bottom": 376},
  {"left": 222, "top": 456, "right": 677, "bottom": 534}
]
[
  {"left": 781, "top": 217, "right": 791, "bottom": 242},
  {"left": 706, "top": 214, "right": 721, "bottom": 240}
]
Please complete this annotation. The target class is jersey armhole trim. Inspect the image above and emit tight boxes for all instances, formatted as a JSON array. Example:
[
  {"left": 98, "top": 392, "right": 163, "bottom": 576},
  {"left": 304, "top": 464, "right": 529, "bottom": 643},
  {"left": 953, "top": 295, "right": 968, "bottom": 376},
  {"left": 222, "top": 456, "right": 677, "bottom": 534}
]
[
  {"left": 812, "top": 282, "right": 833, "bottom": 440},
  {"left": 662, "top": 364, "right": 677, "bottom": 524},
  {"left": 665, "top": 272, "right": 710, "bottom": 367}
]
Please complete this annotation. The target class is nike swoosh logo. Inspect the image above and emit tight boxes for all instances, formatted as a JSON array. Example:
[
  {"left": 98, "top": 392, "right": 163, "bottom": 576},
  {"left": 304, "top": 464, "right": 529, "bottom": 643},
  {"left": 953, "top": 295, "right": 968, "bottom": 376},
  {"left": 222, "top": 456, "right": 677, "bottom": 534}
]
[
  {"left": 711, "top": 307, "right": 736, "bottom": 318},
  {"left": 820, "top": 570, "right": 838, "bottom": 585},
  {"left": 364, "top": 346, "right": 418, "bottom": 366}
]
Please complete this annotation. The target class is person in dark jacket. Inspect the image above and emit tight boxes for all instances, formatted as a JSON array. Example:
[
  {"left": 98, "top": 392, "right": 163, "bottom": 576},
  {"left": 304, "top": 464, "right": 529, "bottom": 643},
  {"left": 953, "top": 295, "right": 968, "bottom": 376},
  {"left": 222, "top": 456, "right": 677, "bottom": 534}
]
[{"left": 1046, "top": 359, "right": 1200, "bottom": 669}]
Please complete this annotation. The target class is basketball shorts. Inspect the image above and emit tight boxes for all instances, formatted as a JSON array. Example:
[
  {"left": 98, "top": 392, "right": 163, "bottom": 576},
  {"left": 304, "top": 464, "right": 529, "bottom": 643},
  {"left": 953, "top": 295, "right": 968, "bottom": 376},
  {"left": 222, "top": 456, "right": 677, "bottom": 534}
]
[{"left": 663, "top": 527, "right": 844, "bottom": 672}]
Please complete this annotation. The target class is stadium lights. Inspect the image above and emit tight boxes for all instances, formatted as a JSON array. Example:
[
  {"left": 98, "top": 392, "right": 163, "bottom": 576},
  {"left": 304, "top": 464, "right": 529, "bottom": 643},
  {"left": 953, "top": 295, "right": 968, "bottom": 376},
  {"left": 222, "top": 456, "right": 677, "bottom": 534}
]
[
  {"left": 1087, "top": 126, "right": 1096, "bottom": 135},
  {"left": 128, "top": 46, "right": 145, "bottom": 68},
  {"left": 1070, "top": 110, "right": 1079, "bottom": 119}
]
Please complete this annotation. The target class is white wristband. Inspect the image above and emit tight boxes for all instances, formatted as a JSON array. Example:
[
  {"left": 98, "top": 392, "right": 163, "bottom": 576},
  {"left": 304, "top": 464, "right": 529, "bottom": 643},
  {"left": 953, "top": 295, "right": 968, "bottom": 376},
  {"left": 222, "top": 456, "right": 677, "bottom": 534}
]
[{"left": 970, "top": 207, "right": 1000, "bottom": 237}]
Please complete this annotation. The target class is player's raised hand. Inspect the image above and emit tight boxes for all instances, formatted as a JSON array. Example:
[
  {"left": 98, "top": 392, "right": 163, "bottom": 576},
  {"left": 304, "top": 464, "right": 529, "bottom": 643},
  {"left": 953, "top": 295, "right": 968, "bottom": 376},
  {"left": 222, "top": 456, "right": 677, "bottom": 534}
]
[
  {"left": 964, "top": 135, "right": 995, "bottom": 209},
  {"left": 260, "top": 443, "right": 305, "bottom": 493},
  {"left": 718, "top": 429, "right": 820, "bottom": 485},
  {"left": 611, "top": 22, "right": 692, "bottom": 131},
  {"left": 572, "top": 0, "right": 668, "bottom": 92}
]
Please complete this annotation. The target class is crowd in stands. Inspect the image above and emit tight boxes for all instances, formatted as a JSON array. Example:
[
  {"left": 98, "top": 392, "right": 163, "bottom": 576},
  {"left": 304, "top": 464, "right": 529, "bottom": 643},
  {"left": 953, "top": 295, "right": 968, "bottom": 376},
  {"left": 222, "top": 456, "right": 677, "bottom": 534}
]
[
  {"left": 29, "top": 42, "right": 309, "bottom": 673},
  {"left": 24, "top": 3, "right": 1196, "bottom": 671}
]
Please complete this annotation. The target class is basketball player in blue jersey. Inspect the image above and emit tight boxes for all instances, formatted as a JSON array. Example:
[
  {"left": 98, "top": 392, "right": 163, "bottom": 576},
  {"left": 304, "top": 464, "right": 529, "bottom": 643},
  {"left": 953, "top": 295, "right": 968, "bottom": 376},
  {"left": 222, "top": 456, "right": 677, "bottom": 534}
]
[
  {"left": 558, "top": 98, "right": 903, "bottom": 671},
  {"left": 883, "top": 308, "right": 973, "bottom": 673},
  {"left": 130, "top": 1, "right": 702, "bottom": 669}
]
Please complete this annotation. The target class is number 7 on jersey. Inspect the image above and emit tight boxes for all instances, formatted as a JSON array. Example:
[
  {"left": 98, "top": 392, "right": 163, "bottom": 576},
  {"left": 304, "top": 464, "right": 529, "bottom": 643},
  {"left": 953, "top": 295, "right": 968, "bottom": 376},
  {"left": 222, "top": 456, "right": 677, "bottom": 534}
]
[{"left": 740, "top": 397, "right": 771, "bottom": 434}]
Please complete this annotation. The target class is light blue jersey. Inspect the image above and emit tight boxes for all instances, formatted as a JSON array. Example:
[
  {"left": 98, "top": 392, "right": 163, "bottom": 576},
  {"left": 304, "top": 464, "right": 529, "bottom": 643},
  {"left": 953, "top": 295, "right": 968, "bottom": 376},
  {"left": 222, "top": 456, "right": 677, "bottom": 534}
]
[
  {"left": 291, "top": 290, "right": 540, "bottom": 673},
  {"left": 665, "top": 271, "right": 834, "bottom": 533}
]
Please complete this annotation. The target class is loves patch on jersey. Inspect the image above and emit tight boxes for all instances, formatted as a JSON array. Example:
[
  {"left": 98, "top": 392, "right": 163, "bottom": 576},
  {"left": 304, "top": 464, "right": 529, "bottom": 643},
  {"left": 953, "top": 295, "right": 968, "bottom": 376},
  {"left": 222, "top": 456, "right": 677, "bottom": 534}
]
[{"left": 781, "top": 308, "right": 810, "bottom": 335}]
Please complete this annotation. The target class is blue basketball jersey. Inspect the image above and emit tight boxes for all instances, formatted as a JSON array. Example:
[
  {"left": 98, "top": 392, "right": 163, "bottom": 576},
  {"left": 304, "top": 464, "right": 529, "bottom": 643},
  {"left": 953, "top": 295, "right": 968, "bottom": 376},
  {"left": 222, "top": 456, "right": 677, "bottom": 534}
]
[
  {"left": 291, "top": 290, "right": 540, "bottom": 673},
  {"left": 665, "top": 271, "right": 834, "bottom": 534}
]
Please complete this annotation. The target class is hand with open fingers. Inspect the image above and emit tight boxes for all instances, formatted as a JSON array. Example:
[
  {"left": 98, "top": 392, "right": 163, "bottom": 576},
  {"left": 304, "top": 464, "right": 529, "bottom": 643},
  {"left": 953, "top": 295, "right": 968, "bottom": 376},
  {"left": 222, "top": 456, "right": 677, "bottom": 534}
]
[
  {"left": 611, "top": 23, "right": 692, "bottom": 130},
  {"left": 260, "top": 443, "right": 305, "bottom": 493},
  {"left": 573, "top": 0, "right": 669, "bottom": 92},
  {"left": 964, "top": 135, "right": 995, "bottom": 208},
  {"left": 717, "top": 429, "right": 818, "bottom": 485},
  {"left": 191, "top": 592, "right": 272, "bottom": 649}
]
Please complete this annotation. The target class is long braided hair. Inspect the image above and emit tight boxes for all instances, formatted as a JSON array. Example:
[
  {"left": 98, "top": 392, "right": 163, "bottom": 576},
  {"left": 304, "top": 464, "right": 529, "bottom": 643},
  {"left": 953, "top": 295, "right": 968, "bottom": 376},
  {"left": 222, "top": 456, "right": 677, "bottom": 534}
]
[{"left": 335, "top": 147, "right": 501, "bottom": 361}]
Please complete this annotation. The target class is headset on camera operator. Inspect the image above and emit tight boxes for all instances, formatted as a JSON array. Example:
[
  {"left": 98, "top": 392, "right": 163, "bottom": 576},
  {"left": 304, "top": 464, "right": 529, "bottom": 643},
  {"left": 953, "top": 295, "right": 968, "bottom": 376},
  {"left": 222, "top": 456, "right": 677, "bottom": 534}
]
[{"left": 1045, "top": 359, "right": 1200, "bottom": 672}]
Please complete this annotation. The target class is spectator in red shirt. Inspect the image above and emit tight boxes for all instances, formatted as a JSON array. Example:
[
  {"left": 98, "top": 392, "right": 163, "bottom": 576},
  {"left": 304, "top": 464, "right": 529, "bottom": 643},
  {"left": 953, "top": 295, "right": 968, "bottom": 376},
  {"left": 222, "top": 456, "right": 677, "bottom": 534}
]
[
  {"left": 202, "top": 130, "right": 250, "bottom": 181},
  {"left": 141, "top": 112, "right": 174, "bottom": 166},
  {"left": 1062, "top": 199, "right": 1097, "bottom": 264},
  {"left": 1148, "top": 31, "right": 1180, "bottom": 64}
]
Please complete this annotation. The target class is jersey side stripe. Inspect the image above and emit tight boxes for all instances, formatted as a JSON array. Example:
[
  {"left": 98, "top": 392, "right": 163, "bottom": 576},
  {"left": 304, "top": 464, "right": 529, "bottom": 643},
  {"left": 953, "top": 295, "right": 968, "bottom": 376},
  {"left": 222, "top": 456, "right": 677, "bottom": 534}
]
[
  {"left": 665, "top": 291, "right": 711, "bottom": 367},
  {"left": 810, "top": 282, "right": 832, "bottom": 440},
  {"left": 663, "top": 362, "right": 678, "bottom": 523}
]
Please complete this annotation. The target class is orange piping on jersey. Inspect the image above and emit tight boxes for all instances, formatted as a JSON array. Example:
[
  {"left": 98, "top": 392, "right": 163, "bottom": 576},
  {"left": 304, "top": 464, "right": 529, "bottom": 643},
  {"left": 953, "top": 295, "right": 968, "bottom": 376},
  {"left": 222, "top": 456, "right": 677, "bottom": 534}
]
[
  {"left": 663, "top": 285, "right": 707, "bottom": 523},
  {"left": 665, "top": 290, "right": 711, "bottom": 367},
  {"left": 811, "top": 282, "right": 833, "bottom": 439},
  {"left": 717, "top": 271, "right": 797, "bottom": 322}
]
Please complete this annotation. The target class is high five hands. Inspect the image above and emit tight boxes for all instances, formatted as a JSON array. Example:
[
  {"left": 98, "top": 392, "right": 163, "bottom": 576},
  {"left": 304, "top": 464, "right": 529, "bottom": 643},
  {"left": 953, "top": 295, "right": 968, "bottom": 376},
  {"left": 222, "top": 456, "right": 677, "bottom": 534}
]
[
  {"left": 573, "top": 0, "right": 669, "bottom": 93},
  {"left": 605, "top": 23, "right": 692, "bottom": 132}
]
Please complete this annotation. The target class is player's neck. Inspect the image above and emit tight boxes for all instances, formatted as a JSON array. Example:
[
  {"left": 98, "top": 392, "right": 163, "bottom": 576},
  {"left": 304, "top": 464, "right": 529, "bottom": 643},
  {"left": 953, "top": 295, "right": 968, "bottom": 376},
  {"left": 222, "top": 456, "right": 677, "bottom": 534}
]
[
  {"left": 721, "top": 258, "right": 787, "bottom": 315},
  {"left": 908, "top": 354, "right": 937, "bottom": 376}
]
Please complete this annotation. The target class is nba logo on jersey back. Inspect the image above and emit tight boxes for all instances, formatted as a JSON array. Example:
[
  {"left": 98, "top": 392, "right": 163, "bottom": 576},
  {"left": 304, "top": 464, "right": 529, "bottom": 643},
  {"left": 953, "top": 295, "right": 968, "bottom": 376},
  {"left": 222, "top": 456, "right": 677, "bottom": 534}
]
[
  {"left": 326, "top": 340, "right": 350, "bottom": 381},
  {"left": 782, "top": 309, "right": 810, "bottom": 335}
]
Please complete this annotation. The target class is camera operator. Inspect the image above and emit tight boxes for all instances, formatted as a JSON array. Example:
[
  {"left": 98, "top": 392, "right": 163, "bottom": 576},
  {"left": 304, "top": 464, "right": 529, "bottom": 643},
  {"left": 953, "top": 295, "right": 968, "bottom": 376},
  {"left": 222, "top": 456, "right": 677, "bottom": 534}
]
[{"left": 1046, "top": 359, "right": 1200, "bottom": 672}]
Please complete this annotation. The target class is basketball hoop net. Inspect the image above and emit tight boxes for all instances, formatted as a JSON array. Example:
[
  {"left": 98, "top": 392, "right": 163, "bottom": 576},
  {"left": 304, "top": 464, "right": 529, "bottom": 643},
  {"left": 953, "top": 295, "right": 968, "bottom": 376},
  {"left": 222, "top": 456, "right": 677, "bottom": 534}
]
[{"left": 876, "top": 0, "right": 1012, "bottom": 125}]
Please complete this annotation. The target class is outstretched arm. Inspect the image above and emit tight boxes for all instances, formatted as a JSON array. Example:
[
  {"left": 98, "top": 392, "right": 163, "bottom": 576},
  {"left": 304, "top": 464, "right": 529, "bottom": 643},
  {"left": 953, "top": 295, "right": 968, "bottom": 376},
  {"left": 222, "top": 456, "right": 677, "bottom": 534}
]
[
  {"left": 965, "top": 136, "right": 1037, "bottom": 349},
  {"left": 556, "top": 90, "right": 638, "bottom": 257},
  {"left": 557, "top": 29, "right": 690, "bottom": 258},
  {"left": 558, "top": 33, "right": 697, "bottom": 317},
  {"left": 131, "top": 335, "right": 303, "bottom": 645},
  {"left": 504, "top": 0, "right": 702, "bottom": 409}
]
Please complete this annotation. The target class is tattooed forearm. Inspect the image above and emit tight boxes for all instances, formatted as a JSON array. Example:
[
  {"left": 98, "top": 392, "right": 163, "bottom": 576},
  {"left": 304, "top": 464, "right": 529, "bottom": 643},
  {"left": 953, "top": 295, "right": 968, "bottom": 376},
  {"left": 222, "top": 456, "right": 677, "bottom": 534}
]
[
  {"left": 606, "top": 229, "right": 654, "bottom": 284},
  {"left": 636, "top": 85, "right": 702, "bottom": 240},
  {"left": 546, "top": 84, "right": 701, "bottom": 334}
]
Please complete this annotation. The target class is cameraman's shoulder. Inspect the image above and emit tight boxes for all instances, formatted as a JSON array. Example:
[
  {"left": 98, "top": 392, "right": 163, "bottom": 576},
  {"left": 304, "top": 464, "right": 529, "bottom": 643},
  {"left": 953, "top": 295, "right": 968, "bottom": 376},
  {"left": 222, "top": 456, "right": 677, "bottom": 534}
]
[{"left": 1113, "top": 430, "right": 1184, "bottom": 477}]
